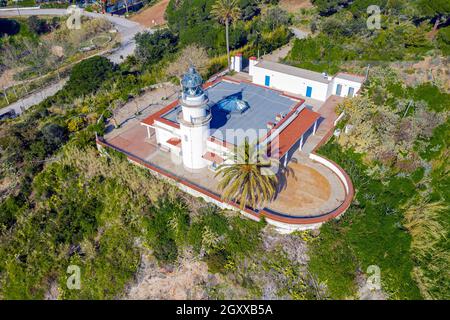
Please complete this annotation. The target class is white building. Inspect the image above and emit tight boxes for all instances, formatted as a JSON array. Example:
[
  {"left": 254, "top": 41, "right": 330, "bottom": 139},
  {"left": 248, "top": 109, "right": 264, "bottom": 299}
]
[
  {"left": 141, "top": 67, "right": 320, "bottom": 172},
  {"left": 242, "top": 57, "right": 365, "bottom": 102}
]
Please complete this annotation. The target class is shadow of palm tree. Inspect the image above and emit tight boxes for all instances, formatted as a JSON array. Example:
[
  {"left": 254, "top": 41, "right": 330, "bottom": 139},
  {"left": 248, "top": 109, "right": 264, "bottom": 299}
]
[{"left": 274, "top": 157, "right": 298, "bottom": 198}]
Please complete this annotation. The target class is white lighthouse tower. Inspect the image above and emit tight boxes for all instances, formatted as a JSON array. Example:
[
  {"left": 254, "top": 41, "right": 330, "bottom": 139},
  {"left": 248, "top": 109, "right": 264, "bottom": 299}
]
[{"left": 178, "top": 67, "right": 211, "bottom": 170}]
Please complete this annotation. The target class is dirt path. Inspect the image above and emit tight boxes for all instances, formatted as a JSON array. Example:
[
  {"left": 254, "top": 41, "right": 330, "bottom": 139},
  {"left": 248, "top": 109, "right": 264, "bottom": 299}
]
[
  {"left": 280, "top": 0, "right": 313, "bottom": 12},
  {"left": 130, "top": 0, "right": 169, "bottom": 27}
]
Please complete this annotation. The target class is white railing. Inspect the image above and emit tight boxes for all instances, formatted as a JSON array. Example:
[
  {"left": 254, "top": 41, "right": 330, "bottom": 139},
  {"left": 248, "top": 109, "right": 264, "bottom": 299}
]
[
  {"left": 334, "top": 111, "right": 345, "bottom": 126},
  {"left": 0, "top": 6, "right": 40, "bottom": 11},
  {"left": 309, "top": 153, "right": 349, "bottom": 194}
]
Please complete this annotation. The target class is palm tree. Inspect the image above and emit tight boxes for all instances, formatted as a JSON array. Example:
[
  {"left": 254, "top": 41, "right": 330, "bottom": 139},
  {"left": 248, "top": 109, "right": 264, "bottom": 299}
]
[
  {"left": 211, "top": 0, "right": 241, "bottom": 70},
  {"left": 215, "top": 140, "right": 278, "bottom": 210}
]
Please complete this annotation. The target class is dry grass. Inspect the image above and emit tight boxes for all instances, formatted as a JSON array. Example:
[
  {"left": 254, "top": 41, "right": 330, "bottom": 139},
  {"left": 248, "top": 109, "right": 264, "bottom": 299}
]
[
  {"left": 130, "top": 0, "right": 170, "bottom": 27},
  {"left": 403, "top": 198, "right": 447, "bottom": 258},
  {"left": 60, "top": 145, "right": 177, "bottom": 205},
  {"left": 402, "top": 196, "right": 449, "bottom": 299},
  {"left": 279, "top": 0, "right": 313, "bottom": 13}
]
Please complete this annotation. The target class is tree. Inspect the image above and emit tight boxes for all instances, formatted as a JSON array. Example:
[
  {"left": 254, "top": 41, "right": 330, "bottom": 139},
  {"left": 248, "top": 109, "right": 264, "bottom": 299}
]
[
  {"left": 134, "top": 29, "right": 178, "bottom": 65},
  {"left": 64, "top": 56, "right": 115, "bottom": 98},
  {"left": 263, "top": 6, "right": 290, "bottom": 30},
  {"left": 166, "top": 44, "right": 209, "bottom": 79},
  {"left": 416, "top": 0, "right": 450, "bottom": 31},
  {"left": 41, "top": 123, "right": 68, "bottom": 152},
  {"left": 311, "top": 0, "right": 351, "bottom": 16},
  {"left": 27, "top": 16, "right": 50, "bottom": 34},
  {"left": 211, "top": 0, "right": 241, "bottom": 69},
  {"left": 215, "top": 140, "right": 278, "bottom": 209}
]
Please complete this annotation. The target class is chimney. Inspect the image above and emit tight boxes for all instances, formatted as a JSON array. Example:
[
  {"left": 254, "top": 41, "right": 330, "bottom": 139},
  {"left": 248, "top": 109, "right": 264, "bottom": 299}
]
[
  {"left": 230, "top": 56, "right": 235, "bottom": 71},
  {"left": 234, "top": 53, "right": 242, "bottom": 72},
  {"left": 249, "top": 56, "right": 258, "bottom": 76}
]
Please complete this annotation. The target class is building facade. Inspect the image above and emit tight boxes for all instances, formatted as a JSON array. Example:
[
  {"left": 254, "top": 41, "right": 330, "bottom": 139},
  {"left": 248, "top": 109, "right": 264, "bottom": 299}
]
[{"left": 241, "top": 57, "right": 365, "bottom": 102}]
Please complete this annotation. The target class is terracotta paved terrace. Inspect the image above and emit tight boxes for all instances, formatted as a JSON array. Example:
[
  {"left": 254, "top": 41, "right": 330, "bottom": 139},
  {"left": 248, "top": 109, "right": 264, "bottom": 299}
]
[{"left": 267, "top": 152, "right": 346, "bottom": 217}]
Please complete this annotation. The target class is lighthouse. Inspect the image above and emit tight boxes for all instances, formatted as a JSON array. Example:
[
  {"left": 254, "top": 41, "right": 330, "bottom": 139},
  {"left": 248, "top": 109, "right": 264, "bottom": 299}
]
[{"left": 178, "top": 67, "right": 211, "bottom": 170}]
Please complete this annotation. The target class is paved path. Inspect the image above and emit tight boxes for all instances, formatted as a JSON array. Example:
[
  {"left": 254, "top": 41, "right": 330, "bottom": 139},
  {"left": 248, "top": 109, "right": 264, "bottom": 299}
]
[
  {"left": 0, "top": 8, "right": 148, "bottom": 117},
  {"left": 301, "top": 95, "right": 344, "bottom": 154},
  {"left": 0, "top": 78, "right": 67, "bottom": 117}
]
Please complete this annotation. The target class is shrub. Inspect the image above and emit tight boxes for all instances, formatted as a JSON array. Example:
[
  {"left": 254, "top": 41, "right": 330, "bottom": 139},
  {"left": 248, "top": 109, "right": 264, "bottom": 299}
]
[
  {"left": 205, "top": 249, "right": 229, "bottom": 274},
  {"left": 26, "top": 16, "right": 50, "bottom": 35},
  {"left": 63, "top": 56, "right": 115, "bottom": 99},
  {"left": 144, "top": 200, "right": 190, "bottom": 263},
  {"left": 134, "top": 29, "right": 178, "bottom": 66},
  {"left": 0, "top": 19, "right": 20, "bottom": 36}
]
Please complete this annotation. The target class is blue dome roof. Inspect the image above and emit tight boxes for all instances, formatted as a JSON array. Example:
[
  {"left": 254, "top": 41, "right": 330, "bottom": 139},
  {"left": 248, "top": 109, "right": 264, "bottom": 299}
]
[
  {"left": 216, "top": 96, "right": 249, "bottom": 114},
  {"left": 181, "top": 66, "right": 203, "bottom": 89}
]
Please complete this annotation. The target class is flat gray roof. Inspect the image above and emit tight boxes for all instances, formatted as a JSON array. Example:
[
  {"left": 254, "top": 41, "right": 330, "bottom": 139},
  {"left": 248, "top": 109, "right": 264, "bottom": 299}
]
[
  {"left": 335, "top": 72, "right": 365, "bottom": 83},
  {"left": 255, "top": 60, "right": 330, "bottom": 84},
  {"left": 161, "top": 80, "right": 299, "bottom": 145}
]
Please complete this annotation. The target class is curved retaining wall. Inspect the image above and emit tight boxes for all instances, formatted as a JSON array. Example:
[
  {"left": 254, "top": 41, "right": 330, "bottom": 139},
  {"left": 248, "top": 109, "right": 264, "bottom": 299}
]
[
  {"left": 96, "top": 138, "right": 354, "bottom": 233},
  {"left": 258, "top": 152, "right": 354, "bottom": 232}
]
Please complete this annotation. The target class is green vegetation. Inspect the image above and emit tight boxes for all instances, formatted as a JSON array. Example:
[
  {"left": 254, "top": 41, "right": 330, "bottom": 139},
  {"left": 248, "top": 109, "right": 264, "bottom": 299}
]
[
  {"left": 164, "top": 0, "right": 291, "bottom": 57},
  {"left": 215, "top": 140, "right": 278, "bottom": 209},
  {"left": 310, "top": 142, "right": 423, "bottom": 299},
  {"left": 308, "top": 66, "right": 449, "bottom": 299},
  {"left": 0, "top": 140, "right": 270, "bottom": 298},
  {"left": 134, "top": 29, "right": 179, "bottom": 66},
  {"left": 63, "top": 56, "right": 116, "bottom": 99},
  {"left": 211, "top": 0, "right": 242, "bottom": 68},
  {"left": 288, "top": 3, "right": 449, "bottom": 299},
  {"left": 0, "top": 0, "right": 449, "bottom": 300},
  {"left": 133, "top": 1, "right": 292, "bottom": 77},
  {"left": 0, "top": 16, "right": 117, "bottom": 108},
  {"left": 286, "top": 1, "right": 449, "bottom": 74}
]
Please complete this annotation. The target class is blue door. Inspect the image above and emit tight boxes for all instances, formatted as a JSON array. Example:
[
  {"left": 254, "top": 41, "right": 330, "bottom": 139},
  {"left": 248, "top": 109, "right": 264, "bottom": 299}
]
[
  {"left": 265, "top": 75, "right": 270, "bottom": 86},
  {"left": 306, "top": 86, "right": 312, "bottom": 98}
]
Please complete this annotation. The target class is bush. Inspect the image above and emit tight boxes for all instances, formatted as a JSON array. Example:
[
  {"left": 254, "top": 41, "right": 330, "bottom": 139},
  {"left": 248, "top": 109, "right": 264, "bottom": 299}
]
[
  {"left": 205, "top": 249, "right": 229, "bottom": 274},
  {"left": 64, "top": 56, "right": 115, "bottom": 99},
  {"left": 41, "top": 123, "right": 68, "bottom": 150},
  {"left": 0, "top": 19, "right": 20, "bottom": 36},
  {"left": 134, "top": 29, "right": 178, "bottom": 66},
  {"left": 437, "top": 26, "right": 450, "bottom": 55},
  {"left": 26, "top": 16, "right": 50, "bottom": 35},
  {"left": 144, "top": 200, "right": 190, "bottom": 263}
]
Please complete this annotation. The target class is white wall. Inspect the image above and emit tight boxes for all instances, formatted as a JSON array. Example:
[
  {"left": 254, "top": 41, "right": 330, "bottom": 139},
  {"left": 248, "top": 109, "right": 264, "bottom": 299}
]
[
  {"left": 248, "top": 57, "right": 258, "bottom": 76},
  {"left": 206, "top": 139, "right": 229, "bottom": 156},
  {"left": 309, "top": 153, "right": 350, "bottom": 194},
  {"left": 252, "top": 65, "right": 329, "bottom": 101},
  {"left": 329, "top": 78, "right": 362, "bottom": 98},
  {"left": 180, "top": 123, "right": 209, "bottom": 169},
  {"left": 154, "top": 121, "right": 180, "bottom": 149}
]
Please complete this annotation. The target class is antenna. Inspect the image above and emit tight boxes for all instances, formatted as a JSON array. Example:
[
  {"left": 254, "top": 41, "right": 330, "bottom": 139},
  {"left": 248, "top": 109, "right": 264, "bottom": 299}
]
[{"left": 365, "top": 64, "right": 371, "bottom": 82}]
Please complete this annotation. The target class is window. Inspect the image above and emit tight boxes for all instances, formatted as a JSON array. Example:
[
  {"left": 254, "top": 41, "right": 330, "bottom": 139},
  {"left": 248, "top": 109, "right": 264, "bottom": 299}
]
[
  {"left": 336, "top": 84, "right": 342, "bottom": 96},
  {"left": 265, "top": 75, "right": 270, "bottom": 86}
]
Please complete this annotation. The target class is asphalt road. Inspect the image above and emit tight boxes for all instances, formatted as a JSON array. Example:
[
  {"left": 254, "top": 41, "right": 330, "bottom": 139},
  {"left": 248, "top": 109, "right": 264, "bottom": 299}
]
[{"left": 0, "top": 8, "right": 148, "bottom": 116}]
